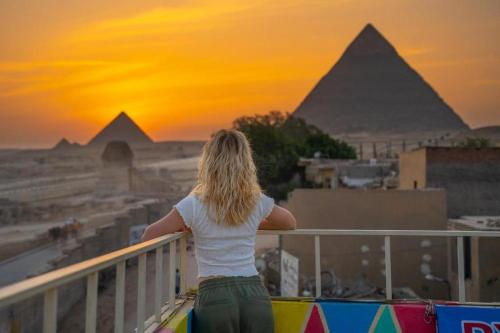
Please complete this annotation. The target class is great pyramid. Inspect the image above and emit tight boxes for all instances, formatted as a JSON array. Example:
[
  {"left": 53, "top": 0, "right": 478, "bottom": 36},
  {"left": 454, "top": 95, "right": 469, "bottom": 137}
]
[
  {"left": 87, "top": 111, "right": 153, "bottom": 146},
  {"left": 294, "top": 24, "right": 469, "bottom": 136}
]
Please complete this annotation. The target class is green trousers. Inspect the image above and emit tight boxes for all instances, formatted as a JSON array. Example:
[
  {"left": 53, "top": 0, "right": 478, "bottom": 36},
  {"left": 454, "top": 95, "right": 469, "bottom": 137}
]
[{"left": 193, "top": 276, "right": 275, "bottom": 333}]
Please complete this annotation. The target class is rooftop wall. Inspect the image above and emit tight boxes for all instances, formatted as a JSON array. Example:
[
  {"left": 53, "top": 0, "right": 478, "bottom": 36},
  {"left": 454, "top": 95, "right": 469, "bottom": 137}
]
[
  {"left": 282, "top": 189, "right": 448, "bottom": 299},
  {"left": 425, "top": 148, "right": 500, "bottom": 217},
  {"left": 426, "top": 147, "right": 500, "bottom": 163},
  {"left": 399, "top": 147, "right": 500, "bottom": 217}
]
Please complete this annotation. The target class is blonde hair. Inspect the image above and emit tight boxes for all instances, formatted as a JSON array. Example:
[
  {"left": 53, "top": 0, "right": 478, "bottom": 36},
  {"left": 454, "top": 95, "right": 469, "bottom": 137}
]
[{"left": 192, "top": 129, "right": 261, "bottom": 226}]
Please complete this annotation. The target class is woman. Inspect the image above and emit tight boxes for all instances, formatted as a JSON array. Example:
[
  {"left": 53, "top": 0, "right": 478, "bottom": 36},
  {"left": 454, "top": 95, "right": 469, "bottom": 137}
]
[{"left": 141, "top": 129, "right": 297, "bottom": 333}]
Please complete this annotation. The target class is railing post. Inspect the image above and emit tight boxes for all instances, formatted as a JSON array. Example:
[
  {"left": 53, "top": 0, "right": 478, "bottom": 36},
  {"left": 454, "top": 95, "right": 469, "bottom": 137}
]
[
  {"left": 384, "top": 236, "right": 392, "bottom": 300},
  {"left": 137, "top": 253, "right": 147, "bottom": 333},
  {"left": 155, "top": 247, "right": 164, "bottom": 323},
  {"left": 43, "top": 288, "right": 58, "bottom": 333},
  {"left": 457, "top": 236, "right": 466, "bottom": 302},
  {"left": 85, "top": 272, "right": 98, "bottom": 333},
  {"left": 314, "top": 235, "right": 321, "bottom": 298},
  {"left": 180, "top": 236, "right": 188, "bottom": 294},
  {"left": 114, "top": 261, "right": 126, "bottom": 333},
  {"left": 169, "top": 240, "right": 177, "bottom": 311}
]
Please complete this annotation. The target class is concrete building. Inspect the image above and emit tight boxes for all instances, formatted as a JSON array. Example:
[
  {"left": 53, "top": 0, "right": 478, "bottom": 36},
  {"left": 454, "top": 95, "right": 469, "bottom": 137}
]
[
  {"left": 298, "top": 158, "right": 397, "bottom": 189},
  {"left": 298, "top": 158, "right": 337, "bottom": 188},
  {"left": 281, "top": 188, "right": 449, "bottom": 299},
  {"left": 399, "top": 147, "right": 500, "bottom": 217},
  {"left": 448, "top": 216, "right": 500, "bottom": 302}
]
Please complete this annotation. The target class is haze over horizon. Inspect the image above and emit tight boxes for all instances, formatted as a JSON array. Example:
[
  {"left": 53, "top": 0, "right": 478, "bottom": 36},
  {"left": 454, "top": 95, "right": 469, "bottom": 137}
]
[{"left": 1, "top": 0, "right": 499, "bottom": 148}]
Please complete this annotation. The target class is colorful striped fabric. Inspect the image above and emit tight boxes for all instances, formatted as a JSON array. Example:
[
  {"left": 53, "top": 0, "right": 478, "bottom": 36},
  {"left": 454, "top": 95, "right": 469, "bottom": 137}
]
[{"left": 156, "top": 299, "right": 499, "bottom": 333}]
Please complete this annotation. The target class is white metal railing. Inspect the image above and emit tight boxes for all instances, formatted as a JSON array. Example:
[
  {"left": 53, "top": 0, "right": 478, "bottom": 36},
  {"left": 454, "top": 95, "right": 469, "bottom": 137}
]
[
  {"left": 258, "top": 229, "right": 500, "bottom": 302},
  {"left": 1, "top": 229, "right": 500, "bottom": 333},
  {"left": 0, "top": 232, "right": 188, "bottom": 333}
]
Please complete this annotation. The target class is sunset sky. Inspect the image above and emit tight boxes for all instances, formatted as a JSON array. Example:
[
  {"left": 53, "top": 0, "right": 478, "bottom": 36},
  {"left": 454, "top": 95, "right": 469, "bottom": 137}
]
[{"left": 0, "top": 0, "right": 499, "bottom": 148}]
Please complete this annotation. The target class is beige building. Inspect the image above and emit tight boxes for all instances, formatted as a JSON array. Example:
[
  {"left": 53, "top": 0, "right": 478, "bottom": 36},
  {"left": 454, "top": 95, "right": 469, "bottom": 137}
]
[
  {"left": 298, "top": 158, "right": 397, "bottom": 189},
  {"left": 448, "top": 216, "right": 500, "bottom": 302},
  {"left": 281, "top": 188, "right": 449, "bottom": 299},
  {"left": 298, "top": 158, "right": 337, "bottom": 188}
]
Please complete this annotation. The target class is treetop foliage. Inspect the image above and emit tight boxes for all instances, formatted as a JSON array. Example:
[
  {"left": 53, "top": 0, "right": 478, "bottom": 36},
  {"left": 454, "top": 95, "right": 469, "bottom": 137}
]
[
  {"left": 233, "top": 111, "right": 356, "bottom": 200},
  {"left": 456, "top": 137, "right": 492, "bottom": 149}
]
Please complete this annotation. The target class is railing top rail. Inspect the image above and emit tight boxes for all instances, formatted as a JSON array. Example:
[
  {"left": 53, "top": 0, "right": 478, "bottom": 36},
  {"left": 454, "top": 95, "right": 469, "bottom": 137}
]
[
  {"left": 1, "top": 228, "right": 500, "bottom": 308},
  {"left": 258, "top": 229, "right": 500, "bottom": 237},
  {"left": 0, "top": 232, "right": 185, "bottom": 308}
]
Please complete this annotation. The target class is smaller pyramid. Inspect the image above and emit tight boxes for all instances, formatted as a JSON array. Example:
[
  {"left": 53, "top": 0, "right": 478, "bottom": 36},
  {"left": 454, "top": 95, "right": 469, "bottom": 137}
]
[
  {"left": 52, "top": 138, "right": 81, "bottom": 150},
  {"left": 87, "top": 111, "right": 153, "bottom": 146}
]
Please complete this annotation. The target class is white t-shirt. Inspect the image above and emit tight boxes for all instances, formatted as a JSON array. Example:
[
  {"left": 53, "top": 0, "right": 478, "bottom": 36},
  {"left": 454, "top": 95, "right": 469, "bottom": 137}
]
[{"left": 174, "top": 193, "right": 275, "bottom": 278}]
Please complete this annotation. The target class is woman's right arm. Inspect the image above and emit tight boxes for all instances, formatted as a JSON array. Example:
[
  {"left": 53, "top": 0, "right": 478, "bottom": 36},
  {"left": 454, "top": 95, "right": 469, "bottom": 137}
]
[
  {"left": 259, "top": 205, "right": 297, "bottom": 230},
  {"left": 141, "top": 208, "right": 186, "bottom": 242}
]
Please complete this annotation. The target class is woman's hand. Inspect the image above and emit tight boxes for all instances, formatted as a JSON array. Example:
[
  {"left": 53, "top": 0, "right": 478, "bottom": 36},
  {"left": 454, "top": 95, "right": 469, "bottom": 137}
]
[{"left": 141, "top": 208, "right": 187, "bottom": 242}]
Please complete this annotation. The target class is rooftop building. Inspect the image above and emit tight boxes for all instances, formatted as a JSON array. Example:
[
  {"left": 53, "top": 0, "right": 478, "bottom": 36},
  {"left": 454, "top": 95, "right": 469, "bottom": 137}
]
[{"left": 399, "top": 147, "right": 500, "bottom": 217}]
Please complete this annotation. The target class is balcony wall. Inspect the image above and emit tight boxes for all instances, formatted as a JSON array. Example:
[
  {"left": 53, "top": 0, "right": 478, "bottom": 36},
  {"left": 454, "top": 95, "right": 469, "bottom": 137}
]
[{"left": 282, "top": 188, "right": 448, "bottom": 299}]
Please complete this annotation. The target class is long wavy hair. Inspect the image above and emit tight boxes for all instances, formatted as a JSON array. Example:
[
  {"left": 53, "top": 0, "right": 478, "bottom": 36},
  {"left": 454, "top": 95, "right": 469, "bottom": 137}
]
[{"left": 192, "top": 129, "right": 261, "bottom": 226}]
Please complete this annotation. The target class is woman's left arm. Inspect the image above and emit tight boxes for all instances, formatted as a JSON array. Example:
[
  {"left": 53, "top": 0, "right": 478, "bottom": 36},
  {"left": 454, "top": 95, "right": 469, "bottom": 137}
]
[{"left": 141, "top": 208, "right": 187, "bottom": 242}]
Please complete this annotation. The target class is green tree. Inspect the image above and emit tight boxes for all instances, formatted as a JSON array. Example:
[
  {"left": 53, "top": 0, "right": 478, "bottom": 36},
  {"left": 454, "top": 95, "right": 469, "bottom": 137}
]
[
  {"left": 457, "top": 137, "right": 492, "bottom": 149},
  {"left": 233, "top": 111, "right": 356, "bottom": 200}
]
